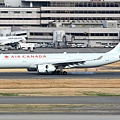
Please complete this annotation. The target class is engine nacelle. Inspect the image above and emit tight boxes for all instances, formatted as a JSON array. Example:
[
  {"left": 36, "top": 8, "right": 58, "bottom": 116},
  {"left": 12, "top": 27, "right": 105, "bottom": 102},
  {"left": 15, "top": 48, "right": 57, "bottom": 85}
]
[
  {"left": 37, "top": 64, "right": 56, "bottom": 73},
  {"left": 27, "top": 67, "right": 37, "bottom": 71}
]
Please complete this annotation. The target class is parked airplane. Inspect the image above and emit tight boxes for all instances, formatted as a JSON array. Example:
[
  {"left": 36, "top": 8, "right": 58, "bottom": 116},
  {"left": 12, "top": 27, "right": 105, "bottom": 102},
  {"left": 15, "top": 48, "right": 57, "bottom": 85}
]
[
  {"left": 0, "top": 42, "right": 120, "bottom": 74},
  {"left": 0, "top": 36, "right": 26, "bottom": 49}
]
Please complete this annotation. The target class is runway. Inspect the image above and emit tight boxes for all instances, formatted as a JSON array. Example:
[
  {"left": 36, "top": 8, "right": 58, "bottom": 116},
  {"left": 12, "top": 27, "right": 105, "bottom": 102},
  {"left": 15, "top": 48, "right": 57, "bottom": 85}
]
[
  {"left": 0, "top": 71, "right": 120, "bottom": 79},
  {"left": 0, "top": 114, "right": 120, "bottom": 120}
]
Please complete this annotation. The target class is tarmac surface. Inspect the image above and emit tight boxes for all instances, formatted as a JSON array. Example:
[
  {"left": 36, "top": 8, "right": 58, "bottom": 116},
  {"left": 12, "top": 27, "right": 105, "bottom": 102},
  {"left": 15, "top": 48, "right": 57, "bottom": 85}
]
[
  {"left": 0, "top": 47, "right": 111, "bottom": 54},
  {"left": 0, "top": 96, "right": 120, "bottom": 104},
  {"left": 0, "top": 114, "right": 120, "bottom": 120},
  {"left": 0, "top": 71, "right": 120, "bottom": 79}
]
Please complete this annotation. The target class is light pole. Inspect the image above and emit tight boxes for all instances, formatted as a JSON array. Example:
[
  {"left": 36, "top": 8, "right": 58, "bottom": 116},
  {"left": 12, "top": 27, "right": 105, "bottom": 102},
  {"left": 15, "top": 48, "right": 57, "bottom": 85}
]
[{"left": 84, "top": 32, "right": 89, "bottom": 47}]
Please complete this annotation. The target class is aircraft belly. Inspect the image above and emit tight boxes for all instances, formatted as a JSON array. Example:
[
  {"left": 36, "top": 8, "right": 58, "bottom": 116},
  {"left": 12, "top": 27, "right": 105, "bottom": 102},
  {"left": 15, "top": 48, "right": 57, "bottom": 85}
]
[{"left": 0, "top": 60, "right": 30, "bottom": 68}]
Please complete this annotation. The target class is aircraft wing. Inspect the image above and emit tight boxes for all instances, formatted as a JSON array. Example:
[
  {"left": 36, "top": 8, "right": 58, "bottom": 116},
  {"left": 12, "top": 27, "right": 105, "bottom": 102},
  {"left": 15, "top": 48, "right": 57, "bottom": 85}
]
[
  {"left": 29, "top": 55, "right": 103, "bottom": 69},
  {"left": 52, "top": 59, "right": 86, "bottom": 67},
  {"left": 53, "top": 55, "right": 102, "bottom": 66},
  {"left": 45, "top": 56, "right": 102, "bottom": 67},
  {"left": 53, "top": 55, "right": 103, "bottom": 67},
  {"left": 29, "top": 59, "right": 85, "bottom": 70}
]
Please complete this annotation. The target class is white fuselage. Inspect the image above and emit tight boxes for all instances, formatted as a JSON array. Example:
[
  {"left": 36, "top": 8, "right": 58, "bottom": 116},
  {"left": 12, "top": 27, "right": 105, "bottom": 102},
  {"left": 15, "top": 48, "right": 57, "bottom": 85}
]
[
  {"left": 0, "top": 36, "right": 26, "bottom": 45},
  {"left": 0, "top": 52, "right": 119, "bottom": 69}
]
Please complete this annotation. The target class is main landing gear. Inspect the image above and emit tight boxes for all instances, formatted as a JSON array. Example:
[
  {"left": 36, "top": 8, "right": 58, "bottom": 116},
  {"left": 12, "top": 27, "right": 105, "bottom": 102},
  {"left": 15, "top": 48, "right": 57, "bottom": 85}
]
[{"left": 52, "top": 70, "right": 67, "bottom": 75}]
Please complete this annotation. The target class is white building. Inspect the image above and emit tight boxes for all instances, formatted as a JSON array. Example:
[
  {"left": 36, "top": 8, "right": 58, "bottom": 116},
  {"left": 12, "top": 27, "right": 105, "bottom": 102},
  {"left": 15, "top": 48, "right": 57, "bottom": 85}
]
[{"left": 0, "top": 0, "right": 120, "bottom": 47}]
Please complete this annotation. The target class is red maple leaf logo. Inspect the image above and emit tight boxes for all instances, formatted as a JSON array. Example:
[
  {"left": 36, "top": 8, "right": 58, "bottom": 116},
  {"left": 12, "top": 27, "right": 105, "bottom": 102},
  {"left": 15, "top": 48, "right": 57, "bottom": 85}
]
[{"left": 4, "top": 56, "right": 9, "bottom": 59}]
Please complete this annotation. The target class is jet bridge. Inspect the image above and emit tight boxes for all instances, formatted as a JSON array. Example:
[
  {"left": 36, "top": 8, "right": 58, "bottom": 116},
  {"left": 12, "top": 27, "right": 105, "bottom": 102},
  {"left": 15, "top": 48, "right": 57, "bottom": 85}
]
[{"left": 53, "top": 30, "right": 74, "bottom": 48}]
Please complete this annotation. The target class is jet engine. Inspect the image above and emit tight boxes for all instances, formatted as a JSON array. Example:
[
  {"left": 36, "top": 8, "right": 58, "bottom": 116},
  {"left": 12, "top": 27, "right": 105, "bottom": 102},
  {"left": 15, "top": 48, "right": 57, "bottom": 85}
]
[
  {"left": 37, "top": 64, "right": 56, "bottom": 73},
  {"left": 27, "top": 67, "right": 37, "bottom": 71}
]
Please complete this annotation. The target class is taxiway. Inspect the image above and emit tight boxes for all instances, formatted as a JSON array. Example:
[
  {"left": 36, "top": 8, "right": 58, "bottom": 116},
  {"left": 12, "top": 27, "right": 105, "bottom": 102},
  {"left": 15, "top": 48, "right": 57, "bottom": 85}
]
[
  {"left": 0, "top": 96, "right": 120, "bottom": 104},
  {"left": 0, "top": 114, "right": 120, "bottom": 120}
]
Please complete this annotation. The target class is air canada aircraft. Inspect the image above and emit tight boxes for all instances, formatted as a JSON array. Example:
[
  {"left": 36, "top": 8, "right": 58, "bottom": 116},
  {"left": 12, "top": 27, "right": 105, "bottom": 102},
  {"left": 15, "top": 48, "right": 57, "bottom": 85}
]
[{"left": 0, "top": 42, "right": 120, "bottom": 74}]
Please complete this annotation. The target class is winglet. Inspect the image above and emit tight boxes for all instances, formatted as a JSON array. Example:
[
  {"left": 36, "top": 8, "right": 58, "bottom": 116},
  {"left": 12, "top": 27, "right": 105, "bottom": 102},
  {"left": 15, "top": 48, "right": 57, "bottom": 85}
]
[{"left": 107, "top": 42, "right": 120, "bottom": 53}]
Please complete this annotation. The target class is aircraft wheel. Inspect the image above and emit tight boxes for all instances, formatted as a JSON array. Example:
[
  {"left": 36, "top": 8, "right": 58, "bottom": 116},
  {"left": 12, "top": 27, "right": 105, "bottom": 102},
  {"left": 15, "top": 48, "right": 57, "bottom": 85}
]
[
  {"left": 63, "top": 71, "right": 67, "bottom": 75},
  {"left": 37, "top": 72, "right": 41, "bottom": 75},
  {"left": 57, "top": 70, "right": 62, "bottom": 75}
]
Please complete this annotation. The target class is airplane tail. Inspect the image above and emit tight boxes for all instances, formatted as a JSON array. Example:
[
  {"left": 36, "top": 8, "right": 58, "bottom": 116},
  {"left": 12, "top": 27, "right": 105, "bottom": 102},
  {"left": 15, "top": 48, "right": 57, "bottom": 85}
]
[{"left": 107, "top": 42, "right": 120, "bottom": 53}]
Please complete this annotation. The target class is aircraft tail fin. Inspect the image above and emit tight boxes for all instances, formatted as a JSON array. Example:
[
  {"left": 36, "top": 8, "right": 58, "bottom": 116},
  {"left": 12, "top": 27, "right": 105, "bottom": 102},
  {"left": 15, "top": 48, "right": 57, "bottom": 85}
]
[{"left": 107, "top": 42, "right": 120, "bottom": 53}]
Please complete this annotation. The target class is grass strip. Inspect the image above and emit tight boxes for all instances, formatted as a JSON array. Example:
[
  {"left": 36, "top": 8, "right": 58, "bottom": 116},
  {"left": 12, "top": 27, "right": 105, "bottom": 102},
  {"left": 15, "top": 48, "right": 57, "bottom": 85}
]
[
  {"left": 0, "top": 104, "right": 119, "bottom": 113},
  {"left": 0, "top": 79, "right": 120, "bottom": 96},
  {"left": 0, "top": 91, "right": 120, "bottom": 97}
]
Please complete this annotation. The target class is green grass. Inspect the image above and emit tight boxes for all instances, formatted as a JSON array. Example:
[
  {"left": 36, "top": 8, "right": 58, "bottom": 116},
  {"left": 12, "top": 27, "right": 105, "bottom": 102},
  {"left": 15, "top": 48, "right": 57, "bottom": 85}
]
[
  {"left": 0, "top": 104, "right": 119, "bottom": 113},
  {"left": 0, "top": 93, "right": 19, "bottom": 96},
  {"left": 0, "top": 92, "right": 120, "bottom": 97},
  {"left": 83, "top": 92, "right": 120, "bottom": 96}
]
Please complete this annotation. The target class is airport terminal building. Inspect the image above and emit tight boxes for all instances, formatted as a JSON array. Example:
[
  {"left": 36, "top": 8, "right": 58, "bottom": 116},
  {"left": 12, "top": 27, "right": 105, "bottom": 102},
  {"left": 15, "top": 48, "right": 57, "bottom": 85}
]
[{"left": 0, "top": 0, "right": 120, "bottom": 47}]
